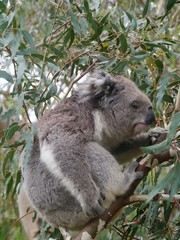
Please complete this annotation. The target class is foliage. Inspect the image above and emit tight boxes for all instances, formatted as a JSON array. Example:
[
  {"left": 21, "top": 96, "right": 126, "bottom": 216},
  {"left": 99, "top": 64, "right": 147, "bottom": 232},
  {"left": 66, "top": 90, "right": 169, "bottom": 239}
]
[{"left": 0, "top": 0, "right": 180, "bottom": 239}]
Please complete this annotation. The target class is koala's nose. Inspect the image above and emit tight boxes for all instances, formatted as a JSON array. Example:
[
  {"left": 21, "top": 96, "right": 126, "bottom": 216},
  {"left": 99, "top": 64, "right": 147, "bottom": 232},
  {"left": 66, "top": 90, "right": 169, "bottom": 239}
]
[{"left": 145, "top": 107, "right": 156, "bottom": 125}]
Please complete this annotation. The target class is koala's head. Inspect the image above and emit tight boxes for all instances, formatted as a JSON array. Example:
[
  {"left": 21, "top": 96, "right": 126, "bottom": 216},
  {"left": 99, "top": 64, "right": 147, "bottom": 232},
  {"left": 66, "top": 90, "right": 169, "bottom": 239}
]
[{"left": 78, "top": 70, "right": 155, "bottom": 141}]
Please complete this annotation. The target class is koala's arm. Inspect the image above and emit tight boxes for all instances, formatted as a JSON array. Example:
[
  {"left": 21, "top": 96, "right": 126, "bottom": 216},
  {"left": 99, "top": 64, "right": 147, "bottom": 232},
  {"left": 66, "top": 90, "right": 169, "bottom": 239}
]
[{"left": 111, "top": 128, "right": 163, "bottom": 163}]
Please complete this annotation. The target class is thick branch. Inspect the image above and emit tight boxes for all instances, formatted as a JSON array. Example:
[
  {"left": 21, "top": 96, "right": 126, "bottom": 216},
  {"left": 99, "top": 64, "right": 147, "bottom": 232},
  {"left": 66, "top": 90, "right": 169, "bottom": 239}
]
[{"left": 129, "top": 193, "right": 180, "bottom": 202}]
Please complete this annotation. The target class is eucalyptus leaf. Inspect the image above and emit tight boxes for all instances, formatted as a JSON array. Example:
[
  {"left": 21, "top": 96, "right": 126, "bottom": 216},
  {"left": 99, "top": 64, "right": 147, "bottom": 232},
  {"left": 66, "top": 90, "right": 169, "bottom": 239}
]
[
  {"left": 69, "top": 10, "right": 81, "bottom": 36},
  {"left": 2, "top": 109, "right": 16, "bottom": 121},
  {"left": 143, "top": 0, "right": 151, "bottom": 17},
  {"left": 22, "top": 30, "right": 36, "bottom": 52},
  {"left": 147, "top": 162, "right": 180, "bottom": 204},
  {"left": 2, "top": 149, "right": 16, "bottom": 176},
  {"left": 156, "top": 74, "right": 169, "bottom": 109},
  {"left": 0, "top": 70, "right": 13, "bottom": 83},
  {"left": 119, "top": 34, "right": 128, "bottom": 53},
  {"left": 166, "top": 0, "right": 177, "bottom": 12},
  {"left": 141, "top": 112, "right": 180, "bottom": 154}
]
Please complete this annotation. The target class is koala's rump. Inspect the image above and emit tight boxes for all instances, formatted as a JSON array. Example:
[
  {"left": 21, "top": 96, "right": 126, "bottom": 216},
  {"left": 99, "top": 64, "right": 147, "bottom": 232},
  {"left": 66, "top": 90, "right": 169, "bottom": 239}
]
[{"left": 24, "top": 140, "right": 92, "bottom": 229}]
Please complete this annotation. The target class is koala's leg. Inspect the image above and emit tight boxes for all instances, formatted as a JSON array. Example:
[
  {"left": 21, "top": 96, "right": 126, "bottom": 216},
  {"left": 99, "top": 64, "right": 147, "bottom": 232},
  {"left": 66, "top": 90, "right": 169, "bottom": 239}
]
[
  {"left": 18, "top": 184, "right": 41, "bottom": 240},
  {"left": 87, "top": 142, "right": 143, "bottom": 208}
]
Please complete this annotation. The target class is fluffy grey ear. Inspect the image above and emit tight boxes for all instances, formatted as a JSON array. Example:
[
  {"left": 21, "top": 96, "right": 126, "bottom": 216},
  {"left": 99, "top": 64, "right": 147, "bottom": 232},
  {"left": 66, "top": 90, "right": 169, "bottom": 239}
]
[{"left": 78, "top": 70, "right": 116, "bottom": 106}]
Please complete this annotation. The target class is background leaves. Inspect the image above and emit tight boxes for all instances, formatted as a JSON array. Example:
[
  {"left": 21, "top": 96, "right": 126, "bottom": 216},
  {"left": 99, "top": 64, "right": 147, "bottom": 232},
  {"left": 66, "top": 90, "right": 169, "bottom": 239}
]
[{"left": 0, "top": 0, "right": 179, "bottom": 239}]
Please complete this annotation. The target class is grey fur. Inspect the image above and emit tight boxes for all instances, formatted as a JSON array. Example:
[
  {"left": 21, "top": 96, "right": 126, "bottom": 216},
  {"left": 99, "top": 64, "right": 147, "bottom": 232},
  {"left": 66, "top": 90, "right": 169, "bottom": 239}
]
[{"left": 22, "top": 70, "right": 158, "bottom": 230}]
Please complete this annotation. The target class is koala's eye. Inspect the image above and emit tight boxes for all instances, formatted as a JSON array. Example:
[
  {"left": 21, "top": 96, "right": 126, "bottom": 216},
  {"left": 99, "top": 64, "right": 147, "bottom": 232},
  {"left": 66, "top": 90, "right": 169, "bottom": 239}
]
[{"left": 131, "top": 100, "right": 140, "bottom": 109}]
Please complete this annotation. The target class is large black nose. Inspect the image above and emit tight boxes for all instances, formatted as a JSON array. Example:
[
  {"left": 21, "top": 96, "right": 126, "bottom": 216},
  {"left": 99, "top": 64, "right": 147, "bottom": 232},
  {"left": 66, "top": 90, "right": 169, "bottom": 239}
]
[{"left": 145, "top": 107, "right": 156, "bottom": 125}]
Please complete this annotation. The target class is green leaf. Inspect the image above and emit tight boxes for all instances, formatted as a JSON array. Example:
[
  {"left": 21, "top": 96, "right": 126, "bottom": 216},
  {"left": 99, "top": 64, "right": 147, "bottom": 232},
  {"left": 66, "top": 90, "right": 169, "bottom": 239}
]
[
  {"left": 45, "top": 45, "right": 65, "bottom": 58},
  {"left": 6, "top": 11, "right": 16, "bottom": 30},
  {"left": 2, "top": 109, "right": 16, "bottom": 121},
  {"left": 84, "top": 0, "right": 90, "bottom": 13},
  {"left": 0, "top": 70, "right": 13, "bottom": 83},
  {"left": 104, "top": 58, "right": 117, "bottom": 69},
  {"left": 6, "top": 175, "right": 13, "bottom": 197},
  {"left": 63, "top": 28, "right": 75, "bottom": 49},
  {"left": 166, "top": 0, "right": 177, "bottom": 12},
  {"left": 162, "top": 94, "right": 173, "bottom": 104},
  {"left": 100, "top": 12, "right": 109, "bottom": 25},
  {"left": 119, "top": 34, "right": 128, "bottom": 53},
  {"left": 69, "top": 10, "right": 81, "bottom": 36},
  {"left": 156, "top": 74, "right": 169, "bottom": 109},
  {"left": 31, "top": 54, "right": 57, "bottom": 65},
  {"left": 2, "top": 149, "right": 16, "bottom": 176},
  {"left": 12, "top": 169, "right": 21, "bottom": 197},
  {"left": 22, "top": 30, "right": 36, "bottom": 52},
  {"left": 143, "top": 0, "right": 151, "bottom": 17},
  {"left": 156, "top": 21, "right": 169, "bottom": 35},
  {"left": 5, "top": 123, "right": 20, "bottom": 140},
  {"left": 16, "top": 92, "right": 24, "bottom": 115},
  {"left": 112, "top": 60, "right": 128, "bottom": 74},
  {"left": 2, "top": 122, "right": 25, "bottom": 143},
  {"left": 84, "top": 0, "right": 98, "bottom": 32},
  {"left": 46, "top": 84, "right": 57, "bottom": 100},
  {"left": 169, "top": 162, "right": 180, "bottom": 203},
  {"left": 13, "top": 61, "right": 26, "bottom": 89},
  {"left": 0, "top": 2, "right": 6, "bottom": 13},
  {"left": 0, "top": 106, "right": 3, "bottom": 115},
  {"left": 147, "top": 162, "right": 180, "bottom": 204},
  {"left": 141, "top": 112, "right": 180, "bottom": 154},
  {"left": 155, "top": 59, "right": 164, "bottom": 72},
  {"left": 79, "top": 17, "right": 88, "bottom": 36},
  {"left": 119, "top": 18, "right": 125, "bottom": 31}
]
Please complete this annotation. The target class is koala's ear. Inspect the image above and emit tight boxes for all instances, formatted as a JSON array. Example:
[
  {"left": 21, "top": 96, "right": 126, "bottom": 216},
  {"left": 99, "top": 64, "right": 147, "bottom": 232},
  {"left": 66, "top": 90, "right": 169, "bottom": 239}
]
[{"left": 78, "top": 70, "right": 117, "bottom": 107}]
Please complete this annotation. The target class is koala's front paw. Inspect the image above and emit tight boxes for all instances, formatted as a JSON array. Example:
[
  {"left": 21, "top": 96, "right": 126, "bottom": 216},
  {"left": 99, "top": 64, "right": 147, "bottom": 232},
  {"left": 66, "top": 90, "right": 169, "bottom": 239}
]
[
  {"left": 148, "top": 127, "right": 167, "bottom": 144},
  {"left": 124, "top": 161, "right": 143, "bottom": 183},
  {"left": 82, "top": 189, "right": 105, "bottom": 217}
]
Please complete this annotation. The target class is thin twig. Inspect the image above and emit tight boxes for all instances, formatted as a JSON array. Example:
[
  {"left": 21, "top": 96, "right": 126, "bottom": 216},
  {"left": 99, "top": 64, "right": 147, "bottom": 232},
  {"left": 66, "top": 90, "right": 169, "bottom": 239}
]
[
  {"left": 22, "top": 102, "right": 32, "bottom": 124},
  {"left": 3, "top": 211, "right": 35, "bottom": 240}
]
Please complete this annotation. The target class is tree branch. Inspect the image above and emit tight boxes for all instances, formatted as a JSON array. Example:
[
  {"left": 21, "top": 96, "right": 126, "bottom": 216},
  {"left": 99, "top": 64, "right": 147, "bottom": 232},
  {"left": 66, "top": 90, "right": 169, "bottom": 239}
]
[{"left": 129, "top": 193, "right": 180, "bottom": 202}]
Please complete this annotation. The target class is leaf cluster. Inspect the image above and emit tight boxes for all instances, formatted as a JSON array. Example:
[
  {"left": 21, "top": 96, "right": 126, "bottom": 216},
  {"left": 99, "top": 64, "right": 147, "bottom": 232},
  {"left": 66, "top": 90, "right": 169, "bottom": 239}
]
[{"left": 0, "top": 0, "right": 179, "bottom": 239}]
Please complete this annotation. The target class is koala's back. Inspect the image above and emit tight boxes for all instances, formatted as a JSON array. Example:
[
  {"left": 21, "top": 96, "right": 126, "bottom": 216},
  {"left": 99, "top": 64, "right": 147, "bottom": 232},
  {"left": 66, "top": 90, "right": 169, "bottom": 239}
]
[
  {"left": 24, "top": 96, "right": 95, "bottom": 228},
  {"left": 36, "top": 95, "right": 94, "bottom": 142}
]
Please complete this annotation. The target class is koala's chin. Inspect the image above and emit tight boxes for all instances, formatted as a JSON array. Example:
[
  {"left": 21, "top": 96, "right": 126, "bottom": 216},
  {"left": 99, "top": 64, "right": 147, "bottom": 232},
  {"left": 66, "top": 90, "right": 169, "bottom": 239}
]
[{"left": 134, "top": 122, "right": 150, "bottom": 134}]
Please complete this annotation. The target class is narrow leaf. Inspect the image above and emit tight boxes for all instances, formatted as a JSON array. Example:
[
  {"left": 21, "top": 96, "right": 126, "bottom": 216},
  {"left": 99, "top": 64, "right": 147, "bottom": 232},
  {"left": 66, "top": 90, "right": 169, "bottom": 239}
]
[
  {"left": 166, "top": 0, "right": 177, "bottom": 12},
  {"left": 143, "top": 0, "right": 151, "bottom": 17},
  {"left": 119, "top": 34, "right": 128, "bottom": 53},
  {"left": 69, "top": 10, "right": 81, "bottom": 36},
  {"left": 0, "top": 70, "right": 13, "bottom": 83},
  {"left": 141, "top": 112, "right": 180, "bottom": 154},
  {"left": 22, "top": 30, "right": 36, "bottom": 52}
]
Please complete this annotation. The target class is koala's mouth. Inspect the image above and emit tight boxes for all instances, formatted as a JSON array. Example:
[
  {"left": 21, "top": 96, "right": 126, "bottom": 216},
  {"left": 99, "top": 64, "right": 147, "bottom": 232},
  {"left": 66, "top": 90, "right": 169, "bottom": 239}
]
[{"left": 134, "top": 122, "right": 150, "bottom": 133}]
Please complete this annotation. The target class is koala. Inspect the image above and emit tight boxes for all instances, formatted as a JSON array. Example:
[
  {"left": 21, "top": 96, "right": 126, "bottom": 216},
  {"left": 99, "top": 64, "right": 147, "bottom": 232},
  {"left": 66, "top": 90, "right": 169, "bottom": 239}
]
[{"left": 20, "top": 70, "right": 159, "bottom": 236}]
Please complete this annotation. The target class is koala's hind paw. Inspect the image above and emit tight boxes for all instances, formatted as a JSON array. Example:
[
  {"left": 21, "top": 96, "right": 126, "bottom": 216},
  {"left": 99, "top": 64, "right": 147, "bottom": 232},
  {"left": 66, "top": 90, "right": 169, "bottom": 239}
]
[
  {"left": 125, "top": 161, "right": 143, "bottom": 181},
  {"left": 149, "top": 127, "right": 167, "bottom": 143},
  {"left": 82, "top": 190, "right": 105, "bottom": 217}
]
